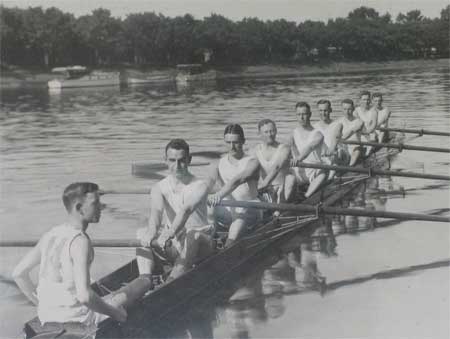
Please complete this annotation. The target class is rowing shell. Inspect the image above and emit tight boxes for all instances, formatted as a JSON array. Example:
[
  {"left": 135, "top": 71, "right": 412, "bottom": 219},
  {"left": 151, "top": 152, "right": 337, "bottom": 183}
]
[{"left": 23, "top": 134, "right": 400, "bottom": 339}]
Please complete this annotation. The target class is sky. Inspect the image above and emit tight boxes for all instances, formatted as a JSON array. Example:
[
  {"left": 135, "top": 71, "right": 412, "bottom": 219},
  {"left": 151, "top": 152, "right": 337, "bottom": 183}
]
[{"left": 2, "top": 0, "right": 448, "bottom": 22}]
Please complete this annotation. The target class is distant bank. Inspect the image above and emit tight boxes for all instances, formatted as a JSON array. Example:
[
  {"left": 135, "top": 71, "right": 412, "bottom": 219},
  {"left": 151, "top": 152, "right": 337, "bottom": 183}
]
[{"left": 1, "top": 58, "right": 448, "bottom": 89}]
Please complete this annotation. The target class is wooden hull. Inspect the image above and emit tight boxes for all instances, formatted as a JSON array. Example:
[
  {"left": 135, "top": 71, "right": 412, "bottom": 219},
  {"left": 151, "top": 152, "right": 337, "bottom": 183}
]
[
  {"left": 23, "top": 136, "right": 399, "bottom": 338},
  {"left": 47, "top": 73, "right": 121, "bottom": 89}
]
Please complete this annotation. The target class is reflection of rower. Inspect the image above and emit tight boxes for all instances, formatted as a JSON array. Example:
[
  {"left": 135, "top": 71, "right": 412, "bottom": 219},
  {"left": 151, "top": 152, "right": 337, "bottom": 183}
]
[
  {"left": 310, "top": 216, "right": 337, "bottom": 257},
  {"left": 289, "top": 102, "right": 328, "bottom": 198},
  {"left": 261, "top": 254, "right": 298, "bottom": 295},
  {"left": 226, "top": 273, "right": 267, "bottom": 339}
]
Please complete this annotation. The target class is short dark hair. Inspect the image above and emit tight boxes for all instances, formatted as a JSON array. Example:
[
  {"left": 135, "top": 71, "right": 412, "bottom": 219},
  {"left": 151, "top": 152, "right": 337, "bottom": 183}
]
[
  {"left": 295, "top": 101, "right": 311, "bottom": 111},
  {"left": 62, "top": 182, "right": 99, "bottom": 212},
  {"left": 317, "top": 99, "right": 331, "bottom": 107},
  {"left": 360, "top": 90, "right": 371, "bottom": 98},
  {"left": 258, "top": 119, "right": 276, "bottom": 131},
  {"left": 372, "top": 92, "right": 383, "bottom": 99},
  {"left": 224, "top": 123, "right": 245, "bottom": 141},
  {"left": 341, "top": 98, "right": 354, "bottom": 106},
  {"left": 165, "top": 138, "right": 190, "bottom": 156}
]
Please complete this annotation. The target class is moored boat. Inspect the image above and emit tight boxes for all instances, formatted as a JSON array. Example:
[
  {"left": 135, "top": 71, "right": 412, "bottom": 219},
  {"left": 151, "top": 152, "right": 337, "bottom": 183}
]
[
  {"left": 47, "top": 66, "right": 121, "bottom": 89},
  {"left": 22, "top": 134, "right": 401, "bottom": 338},
  {"left": 175, "top": 64, "right": 217, "bottom": 84}
]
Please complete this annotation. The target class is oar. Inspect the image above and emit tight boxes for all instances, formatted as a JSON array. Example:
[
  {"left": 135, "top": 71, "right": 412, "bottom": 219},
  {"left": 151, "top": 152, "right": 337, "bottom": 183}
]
[
  {"left": 0, "top": 239, "right": 142, "bottom": 247},
  {"left": 340, "top": 140, "right": 450, "bottom": 153},
  {"left": 293, "top": 161, "right": 450, "bottom": 181},
  {"left": 99, "top": 189, "right": 150, "bottom": 195},
  {"left": 218, "top": 200, "right": 450, "bottom": 223},
  {"left": 378, "top": 127, "right": 450, "bottom": 137}
]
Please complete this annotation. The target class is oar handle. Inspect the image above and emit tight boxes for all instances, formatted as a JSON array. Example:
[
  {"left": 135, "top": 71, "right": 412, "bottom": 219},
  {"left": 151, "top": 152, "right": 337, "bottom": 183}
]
[
  {"left": 99, "top": 189, "right": 150, "bottom": 195},
  {"left": 218, "top": 200, "right": 450, "bottom": 223},
  {"left": 340, "top": 140, "right": 450, "bottom": 153},
  {"left": 0, "top": 239, "right": 142, "bottom": 247},
  {"left": 378, "top": 127, "right": 450, "bottom": 137},
  {"left": 293, "top": 162, "right": 450, "bottom": 181}
]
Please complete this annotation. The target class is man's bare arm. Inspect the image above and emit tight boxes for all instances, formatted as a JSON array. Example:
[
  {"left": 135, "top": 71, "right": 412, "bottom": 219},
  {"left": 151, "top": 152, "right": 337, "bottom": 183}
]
[
  {"left": 71, "top": 235, "right": 127, "bottom": 323},
  {"left": 341, "top": 119, "right": 364, "bottom": 139},
  {"left": 139, "top": 185, "right": 164, "bottom": 247},
  {"left": 258, "top": 144, "right": 290, "bottom": 190},
  {"left": 209, "top": 157, "right": 260, "bottom": 203},
  {"left": 363, "top": 109, "right": 379, "bottom": 134},
  {"left": 166, "top": 181, "right": 209, "bottom": 239},
  {"left": 296, "top": 131, "right": 324, "bottom": 162},
  {"left": 12, "top": 240, "right": 42, "bottom": 305}
]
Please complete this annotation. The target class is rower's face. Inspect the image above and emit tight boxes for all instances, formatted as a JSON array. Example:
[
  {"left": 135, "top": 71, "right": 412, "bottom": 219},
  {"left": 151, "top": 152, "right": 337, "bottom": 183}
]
[
  {"left": 318, "top": 103, "right": 331, "bottom": 121},
  {"left": 296, "top": 106, "right": 311, "bottom": 126},
  {"left": 259, "top": 123, "right": 277, "bottom": 144},
  {"left": 80, "top": 192, "right": 102, "bottom": 223},
  {"left": 360, "top": 95, "right": 371, "bottom": 109},
  {"left": 166, "top": 148, "right": 190, "bottom": 178},
  {"left": 224, "top": 133, "right": 244, "bottom": 156},
  {"left": 342, "top": 103, "right": 354, "bottom": 117},
  {"left": 372, "top": 96, "right": 382, "bottom": 108}
]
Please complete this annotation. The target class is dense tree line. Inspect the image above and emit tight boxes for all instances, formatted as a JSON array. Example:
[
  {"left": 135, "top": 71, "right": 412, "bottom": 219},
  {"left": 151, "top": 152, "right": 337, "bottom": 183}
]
[{"left": 1, "top": 5, "right": 448, "bottom": 67}]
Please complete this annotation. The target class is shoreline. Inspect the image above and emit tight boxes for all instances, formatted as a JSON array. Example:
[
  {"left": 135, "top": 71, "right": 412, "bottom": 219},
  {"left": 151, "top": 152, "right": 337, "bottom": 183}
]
[{"left": 1, "top": 58, "right": 448, "bottom": 89}]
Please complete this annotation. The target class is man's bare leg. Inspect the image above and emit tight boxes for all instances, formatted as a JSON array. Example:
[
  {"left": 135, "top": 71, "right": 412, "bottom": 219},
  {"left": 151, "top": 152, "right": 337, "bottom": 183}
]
[
  {"left": 284, "top": 174, "right": 297, "bottom": 202},
  {"left": 305, "top": 172, "right": 327, "bottom": 198},
  {"left": 226, "top": 218, "right": 246, "bottom": 247},
  {"left": 349, "top": 148, "right": 361, "bottom": 166}
]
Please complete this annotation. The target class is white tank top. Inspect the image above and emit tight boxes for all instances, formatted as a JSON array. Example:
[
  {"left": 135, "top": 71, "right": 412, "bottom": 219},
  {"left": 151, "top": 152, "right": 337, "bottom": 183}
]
[
  {"left": 354, "top": 106, "right": 378, "bottom": 128},
  {"left": 37, "top": 224, "right": 94, "bottom": 324},
  {"left": 255, "top": 144, "right": 288, "bottom": 187},
  {"left": 218, "top": 155, "right": 259, "bottom": 200},
  {"left": 292, "top": 128, "right": 323, "bottom": 164},
  {"left": 375, "top": 107, "right": 390, "bottom": 126},
  {"left": 338, "top": 117, "right": 361, "bottom": 142},
  {"left": 158, "top": 176, "right": 209, "bottom": 231}
]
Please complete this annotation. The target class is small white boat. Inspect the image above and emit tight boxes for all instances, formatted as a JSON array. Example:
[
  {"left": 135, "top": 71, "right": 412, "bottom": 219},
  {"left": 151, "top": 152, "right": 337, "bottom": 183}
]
[
  {"left": 175, "top": 64, "right": 217, "bottom": 84},
  {"left": 47, "top": 66, "right": 120, "bottom": 89}
]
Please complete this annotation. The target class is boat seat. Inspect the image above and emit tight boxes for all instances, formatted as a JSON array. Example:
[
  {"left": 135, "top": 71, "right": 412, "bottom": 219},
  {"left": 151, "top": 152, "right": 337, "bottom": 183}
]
[{"left": 23, "top": 318, "right": 94, "bottom": 339}]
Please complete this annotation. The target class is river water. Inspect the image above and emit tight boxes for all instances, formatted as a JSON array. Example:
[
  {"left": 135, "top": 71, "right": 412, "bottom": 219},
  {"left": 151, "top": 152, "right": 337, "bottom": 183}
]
[{"left": 1, "top": 61, "right": 449, "bottom": 338}]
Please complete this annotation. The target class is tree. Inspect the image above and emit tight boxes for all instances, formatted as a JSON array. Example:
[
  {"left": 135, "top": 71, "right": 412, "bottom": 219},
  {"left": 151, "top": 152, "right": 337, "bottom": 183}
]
[
  {"left": 75, "top": 8, "right": 122, "bottom": 65},
  {"left": 0, "top": 6, "right": 26, "bottom": 65},
  {"left": 348, "top": 7, "right": 380, "bottom": 20},
  {"left": 396, "top": 9, "right": 424, "bottom": 23}
]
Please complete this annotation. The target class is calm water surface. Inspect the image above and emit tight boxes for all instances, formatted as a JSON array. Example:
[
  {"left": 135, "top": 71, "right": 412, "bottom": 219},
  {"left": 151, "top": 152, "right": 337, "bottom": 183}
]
[{"left": 1, "top": 63, "right": 449, "bottom": 338}]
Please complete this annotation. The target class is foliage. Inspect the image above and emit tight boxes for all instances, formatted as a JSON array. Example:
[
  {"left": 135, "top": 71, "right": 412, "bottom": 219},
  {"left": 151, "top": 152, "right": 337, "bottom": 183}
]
[{"left": 1, "top": 4, "right": 448, "bottom": 67}]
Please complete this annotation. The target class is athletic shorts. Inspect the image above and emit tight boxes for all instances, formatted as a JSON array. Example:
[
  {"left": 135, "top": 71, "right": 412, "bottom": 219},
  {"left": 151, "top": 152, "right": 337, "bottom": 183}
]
[
  {"left": 213, "top": 199, "right": 262, "bottom": 229},
  {"left": 292, "top": 166, "right": 323, "bottom": 185}
]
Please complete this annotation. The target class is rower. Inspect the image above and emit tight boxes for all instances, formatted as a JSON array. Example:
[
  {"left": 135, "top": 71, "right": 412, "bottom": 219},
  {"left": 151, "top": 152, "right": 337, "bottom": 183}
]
[
  {"left": 337, "top": 98, "right": 364, "bottom": 166},
  {"left": 354, "top": 90, "right": 378, "bottom": 155},
  {"left": 137, "top": 139, "right": 214, "bottom": 279},
  {"left": 207, "top": 124, "right": 262, "bottom": 247},
  {"left": 313, "top": 99, "right": 346, "bottom": 179},
  {"left": 252, "top": 119, "right": 296, "bottom": 203},
  {"left": 372, "top": 92, "right": 391, "bottom": 143},
  {"left": 12, "top": 182, "right": 152, "bottom": 326},
  {"left": 288, "top": 102, "right": 328, "bottom": 198}
]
